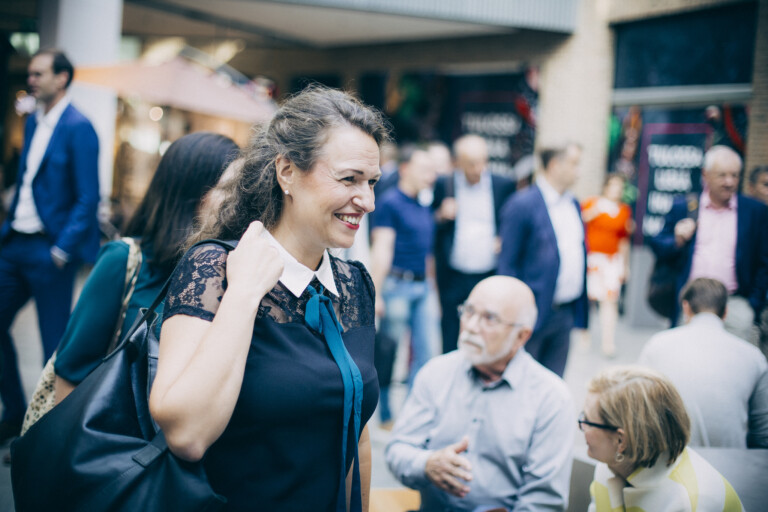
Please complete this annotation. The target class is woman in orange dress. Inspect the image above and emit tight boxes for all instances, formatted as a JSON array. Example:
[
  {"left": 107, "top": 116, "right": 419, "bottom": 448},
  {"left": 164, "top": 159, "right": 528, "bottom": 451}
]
[{"left": 581, "top": 174, "right": 632, "bottom": 357}]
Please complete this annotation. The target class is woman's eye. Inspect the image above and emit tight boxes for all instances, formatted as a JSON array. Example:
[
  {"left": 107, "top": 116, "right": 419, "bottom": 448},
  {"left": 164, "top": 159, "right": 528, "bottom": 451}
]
[
  {"left": 368, "top": 179, "right": 379, "bottom": 186},
  {"left": 341, "top": 176, "right": 356, "bottom": 183}
]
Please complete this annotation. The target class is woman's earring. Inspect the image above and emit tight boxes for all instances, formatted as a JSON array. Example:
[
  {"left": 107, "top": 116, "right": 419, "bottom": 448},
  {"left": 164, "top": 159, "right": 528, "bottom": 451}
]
[
  {"left": 284, "top": 190, "right": 290, "bottom": 195},
  {"left": 615, "top": 451, "right": 625, "bottom": 463}
]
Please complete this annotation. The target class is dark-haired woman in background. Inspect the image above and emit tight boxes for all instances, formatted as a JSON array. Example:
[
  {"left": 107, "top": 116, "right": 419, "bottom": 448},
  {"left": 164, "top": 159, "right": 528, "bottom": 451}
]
[
  {"left": 149, "top": 87, "right": 389, "bottom": 511},
  {"left": 581, "top": 366, "right": 743, "bottom": 512},
  {"left": 53, "top": 132, "right": 238, "bottom": 402}
]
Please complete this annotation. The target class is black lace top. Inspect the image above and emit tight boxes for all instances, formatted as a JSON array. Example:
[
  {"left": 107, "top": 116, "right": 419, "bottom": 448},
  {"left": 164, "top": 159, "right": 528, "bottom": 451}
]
[{"left": 163, "top": 243, "right": 379, "bottom": 512}]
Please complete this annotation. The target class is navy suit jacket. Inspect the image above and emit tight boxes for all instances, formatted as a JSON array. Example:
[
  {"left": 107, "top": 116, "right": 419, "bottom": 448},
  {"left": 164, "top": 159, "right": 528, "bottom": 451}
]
[
  {"left": 649, "top": 194, "right": 768, "bottom": 323},
  {"left": 497, "top": 183, "right": 588, "bottom": 331},
  {"left": 432, "top": 172, "right": 516, "bottom": 279},
  {"left": 1, "top": 103, "right": 100, "bottom": 263}
]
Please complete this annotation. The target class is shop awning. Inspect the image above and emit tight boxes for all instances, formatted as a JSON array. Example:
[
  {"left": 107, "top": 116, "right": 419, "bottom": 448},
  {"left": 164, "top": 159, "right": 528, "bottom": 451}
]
[{"left": 74, "top": 57, "right": 277, "bottom": 124}]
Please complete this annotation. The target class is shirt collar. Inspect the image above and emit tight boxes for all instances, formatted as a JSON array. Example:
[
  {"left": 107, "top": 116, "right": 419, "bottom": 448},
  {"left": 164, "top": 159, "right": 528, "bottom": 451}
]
[
  {"left": 261, "top": 229, "right": 339, "bottom": 298},
  {"left": 36, "top": 94, "right": 70, "bottom": 128},
  {"left": 701, "top": 189, "right": 737, "bottom": 210},
  {"left": 688, "top": 311, "right": 725, "bottom": 329},
  {"left": 537, "top": 175, "right": 573, "bottom": 207},
  {"left": 456, "top": 169, "right": 490, "bottom": 190},
  {"left": 463, "top": 347, "right": 530, "bottom": 390},
  {"left": 395, "top": 186, "right": 418, "bottom": 202}
]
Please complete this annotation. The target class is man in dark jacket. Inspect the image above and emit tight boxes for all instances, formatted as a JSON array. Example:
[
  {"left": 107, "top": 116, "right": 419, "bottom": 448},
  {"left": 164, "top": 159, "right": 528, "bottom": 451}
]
[
  {"left": 432, "top": 135, "right": 515, "bottom": 354},
  {"left": 649, "top": 145, "right": 768, "bottom": 343}
]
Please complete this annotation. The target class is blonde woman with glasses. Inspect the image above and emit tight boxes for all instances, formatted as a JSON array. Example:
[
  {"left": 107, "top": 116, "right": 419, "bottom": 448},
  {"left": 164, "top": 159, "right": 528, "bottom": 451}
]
[{"left": 580, "top": 366, "right": 744, "bottom": 512}]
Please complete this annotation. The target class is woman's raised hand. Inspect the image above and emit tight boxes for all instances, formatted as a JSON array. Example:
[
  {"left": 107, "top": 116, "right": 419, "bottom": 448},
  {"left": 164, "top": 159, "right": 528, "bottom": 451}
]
[{"left": 226, "top": 221, "right": 284, "bottom": 312}]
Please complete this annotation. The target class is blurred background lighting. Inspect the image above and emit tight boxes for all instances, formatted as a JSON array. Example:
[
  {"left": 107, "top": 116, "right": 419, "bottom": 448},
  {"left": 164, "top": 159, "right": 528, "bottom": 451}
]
[{"left": 149, "top": 106, "right": 164, "bottom": 121}]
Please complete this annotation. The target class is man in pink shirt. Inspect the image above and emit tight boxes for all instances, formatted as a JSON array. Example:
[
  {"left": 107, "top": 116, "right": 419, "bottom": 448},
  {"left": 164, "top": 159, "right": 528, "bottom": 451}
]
[{"left": 650, "top": 145, "right": 768, "bottom": 344}]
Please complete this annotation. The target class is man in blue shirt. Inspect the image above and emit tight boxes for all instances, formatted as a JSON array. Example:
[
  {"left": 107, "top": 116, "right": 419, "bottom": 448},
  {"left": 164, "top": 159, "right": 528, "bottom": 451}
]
[
  {"left": 386, "top": 276, "right": 573, "bottom": 511},
  {"left": 370, "top": 144, "right": 437, "bottom": 425}
]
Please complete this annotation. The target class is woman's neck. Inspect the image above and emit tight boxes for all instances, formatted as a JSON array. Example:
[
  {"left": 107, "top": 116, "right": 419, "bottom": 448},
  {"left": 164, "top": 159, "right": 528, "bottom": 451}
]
[
  {"left": 270, "top": 224, "right": 323, "bottom": 270},
  {"left": 607, "top": 460, "right": 636, "bottom": 482}
]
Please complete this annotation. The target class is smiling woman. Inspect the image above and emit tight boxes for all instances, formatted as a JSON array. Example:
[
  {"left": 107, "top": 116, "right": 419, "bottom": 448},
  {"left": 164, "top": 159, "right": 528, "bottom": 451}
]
[{"left": 149, "top": 86, "right": 391, "bottom": 512}]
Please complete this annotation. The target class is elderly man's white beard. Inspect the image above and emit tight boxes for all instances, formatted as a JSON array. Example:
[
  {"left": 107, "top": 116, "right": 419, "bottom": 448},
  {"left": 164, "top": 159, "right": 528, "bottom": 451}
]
[{"left": 458, "top": 330, "right": 516, "bottom": 366}]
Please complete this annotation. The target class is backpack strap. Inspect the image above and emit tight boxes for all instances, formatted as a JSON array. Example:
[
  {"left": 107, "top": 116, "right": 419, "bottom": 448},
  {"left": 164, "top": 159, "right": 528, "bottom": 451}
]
[{"left": 107, "top": 237, "right": 144, "bottom": 354}]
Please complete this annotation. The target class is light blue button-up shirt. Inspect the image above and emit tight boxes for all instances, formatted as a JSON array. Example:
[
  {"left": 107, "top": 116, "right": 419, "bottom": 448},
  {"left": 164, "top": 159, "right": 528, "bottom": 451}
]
[{"left": 385, "top": 350, "right": 574, "bottom": 512}]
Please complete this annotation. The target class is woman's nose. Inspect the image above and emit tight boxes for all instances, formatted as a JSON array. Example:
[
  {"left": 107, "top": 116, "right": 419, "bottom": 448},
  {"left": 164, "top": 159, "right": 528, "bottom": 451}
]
[{"left": 354, "top": 184, "right": 375, "bottom": 213}]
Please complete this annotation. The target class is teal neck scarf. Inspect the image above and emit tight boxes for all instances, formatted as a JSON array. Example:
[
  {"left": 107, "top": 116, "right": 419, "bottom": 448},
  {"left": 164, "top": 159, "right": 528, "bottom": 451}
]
[{"left": 305, "top": 285, "right": 364, "bottom": 512}]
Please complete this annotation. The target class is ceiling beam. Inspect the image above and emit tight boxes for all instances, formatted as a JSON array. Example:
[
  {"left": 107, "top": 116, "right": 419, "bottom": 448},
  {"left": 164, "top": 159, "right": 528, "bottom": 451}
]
[{"left": 125, "top": 0, "right": 318, "bottom": 48}]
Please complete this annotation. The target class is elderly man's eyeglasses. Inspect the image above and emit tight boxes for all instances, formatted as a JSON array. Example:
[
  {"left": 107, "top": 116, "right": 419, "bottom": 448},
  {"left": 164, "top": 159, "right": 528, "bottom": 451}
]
[
  {"left": 457, "top": 303, "right": 522, "bottom": 330},
  {"left": 578, "top": 413, "right": 618, "bottom": 432}
]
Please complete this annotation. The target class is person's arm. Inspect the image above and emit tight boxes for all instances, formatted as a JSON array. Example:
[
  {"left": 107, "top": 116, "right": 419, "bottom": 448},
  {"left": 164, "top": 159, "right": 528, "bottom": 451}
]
[
  {"left": 53, "top": 241, "right": 130, "bottom": 400},
  {"left": 54, "top": 119, "right": 100, "bottom": 260},
  {"left": 149, "top": 222, "right": 283, "bottom": 461},
  {"left": 748, "top": 369, "right": 768, "bottom": 448},
  {"left": 425, "top": 255, "right": 436, "bottom": 282},
  {"left": 648, "top": 201, "right": 690, "bottom": 260},
  {"left": 433, "top": 177, "right": 456, "bottom": 223},
  {"left": 497, "top": 196, "right": 528, "bottom": 277},
  {"left": 581, "top": 198, "right": 600, "bottom": 224},
  {"left": 619, "top": 238, "right": 631, "bottom": 283},
  {"left": 386, "top": 364, "right": 471, "bottom": 497},
  {"left": 512, "top": 391, "right": 575, "bottom": 512},
  {"left": 370, "top": 227, "right": 396, "bottom": 317},
  {"left": 53, "top": 375, "right": 76, "bottom": 405},
  {"left": 748, "top": 203, "right": 768, "bottom": 320},
  {"left": 348, "top": 425, "right": 372, "bottom": 512},
  {"left": 385, "top": 369, "right": 438, "bottom": 489}
]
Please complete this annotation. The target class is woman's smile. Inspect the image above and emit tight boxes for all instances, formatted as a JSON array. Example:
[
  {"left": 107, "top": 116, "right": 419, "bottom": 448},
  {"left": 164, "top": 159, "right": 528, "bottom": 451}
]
[{"left": 335, "top": 213, "right": 362, "bottom": 229}]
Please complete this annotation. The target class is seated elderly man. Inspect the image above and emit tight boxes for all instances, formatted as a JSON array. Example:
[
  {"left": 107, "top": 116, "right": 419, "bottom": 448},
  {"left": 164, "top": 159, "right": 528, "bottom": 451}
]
[
  {"left": 385, "top": 276, "right": 574, "bottom": 512},
  {"left": 639, "top": 277, "right": 768, "bottom": 449}
]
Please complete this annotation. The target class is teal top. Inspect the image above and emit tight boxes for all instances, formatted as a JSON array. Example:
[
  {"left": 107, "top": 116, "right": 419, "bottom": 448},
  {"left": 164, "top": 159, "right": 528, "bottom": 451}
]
[{"left": 54, "top": 239, "right": 168, "bottom": 384}]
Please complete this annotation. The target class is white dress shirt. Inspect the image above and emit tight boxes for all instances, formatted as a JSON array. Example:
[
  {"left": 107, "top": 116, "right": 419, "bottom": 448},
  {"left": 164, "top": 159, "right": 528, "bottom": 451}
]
[
  {"left": 261, "top": 229, "right": 339, "bottom": 297},
  {"left": 450, "top": 172, "right": 497, "bottom": 274},
  {"left": 537, "top": 176, "right": 585, "bottom": 304},
  {"left": 13, "top": 96, "right": 71, "bottom": 233}
]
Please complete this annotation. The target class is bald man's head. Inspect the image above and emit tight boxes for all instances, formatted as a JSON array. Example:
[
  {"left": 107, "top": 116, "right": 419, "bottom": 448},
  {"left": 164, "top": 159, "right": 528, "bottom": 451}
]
[
  {"left": 469, "top": 276, "right": 538, "bottom": 329},
  {"left": 458, "top": 276, "right": 538, "bottom": 368},
  {"left": 702, "top": 145, "right": 742, "bottom": 207},
  {"left": 453, "top": 135, "right": 488, "bottom": 185}
]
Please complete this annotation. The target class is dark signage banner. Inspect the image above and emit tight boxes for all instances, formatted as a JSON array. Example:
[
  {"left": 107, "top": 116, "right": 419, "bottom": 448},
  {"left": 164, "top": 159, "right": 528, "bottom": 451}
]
[{"left": 635, "top": 124, "right": 710, "bottom": 243}]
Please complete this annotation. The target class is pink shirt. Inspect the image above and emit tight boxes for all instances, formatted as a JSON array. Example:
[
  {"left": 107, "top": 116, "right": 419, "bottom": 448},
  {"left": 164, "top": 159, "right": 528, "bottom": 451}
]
[{"left": 689, "top": 192, "right": 738, "bottom": 292}]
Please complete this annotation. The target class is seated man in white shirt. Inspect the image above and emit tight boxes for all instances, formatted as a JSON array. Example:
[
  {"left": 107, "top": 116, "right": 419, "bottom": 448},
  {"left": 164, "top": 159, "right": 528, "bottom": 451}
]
[
  {"left": 639, "top": 277, "right": 768, "bottom": 448},
  {"left": 385, "top": 276, "right": 574, "bottom": 512}
]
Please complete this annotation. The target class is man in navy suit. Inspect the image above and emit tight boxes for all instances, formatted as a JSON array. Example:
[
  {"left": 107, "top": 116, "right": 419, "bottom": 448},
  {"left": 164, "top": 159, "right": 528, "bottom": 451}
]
[
  {"left": 497, "top": 142, "right": 588, "bottom": 377},
  {"left": 0, "top": 49, "right": 99, "bottom": 441},
  {"left": 432, "top": 135, "right": 516, "bottom": 354},
  {"left": 649, "top": 145, "right": 768, "bottom": 342}
]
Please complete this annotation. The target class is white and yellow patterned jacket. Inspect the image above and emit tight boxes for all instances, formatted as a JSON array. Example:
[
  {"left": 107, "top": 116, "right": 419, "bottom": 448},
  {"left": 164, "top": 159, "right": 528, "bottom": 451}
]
[{"left": 589, "top": 447, "right": 743, "bottom": 512}]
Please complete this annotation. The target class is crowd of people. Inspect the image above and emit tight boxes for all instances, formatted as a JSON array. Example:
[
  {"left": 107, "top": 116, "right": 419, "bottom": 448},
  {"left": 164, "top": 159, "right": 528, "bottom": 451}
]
[{"left": 0, "top": 48, "right": 766, "bottom": 511}]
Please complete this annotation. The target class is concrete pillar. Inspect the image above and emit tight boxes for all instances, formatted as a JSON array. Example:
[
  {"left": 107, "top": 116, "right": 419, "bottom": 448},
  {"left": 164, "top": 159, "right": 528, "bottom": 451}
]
[
  {"left": 536, "top": 0, "right": 614, "bottom": 199},
  {"left": 38, "top": 0, "right": 123, "bottom": 211},
  {"left": 745, "top": 0, "right": 768, "bottom": 174}
]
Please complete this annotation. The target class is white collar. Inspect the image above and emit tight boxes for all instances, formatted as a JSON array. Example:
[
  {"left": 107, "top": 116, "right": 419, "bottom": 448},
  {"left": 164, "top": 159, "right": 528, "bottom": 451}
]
[
  {"left": 261, "top": 230, "right": 339, "bottom": 298},
  {"left": 36, "top": 94, "right": 70, "bottom": 128},
  {"left": 688, "top": 312, "right": 725, "bottom": 329},
  {"left": 537, "top": 175, "right": 573, "bottom": 206},
  {"left": 456, "top": 169, "right": 490, "bottom": 190}
]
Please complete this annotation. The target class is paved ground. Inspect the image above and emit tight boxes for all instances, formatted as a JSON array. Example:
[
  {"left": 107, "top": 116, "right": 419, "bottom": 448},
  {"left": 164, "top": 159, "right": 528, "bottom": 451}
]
[{"left": 0, "top": 280, "right": 664, "bottom": 510}]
